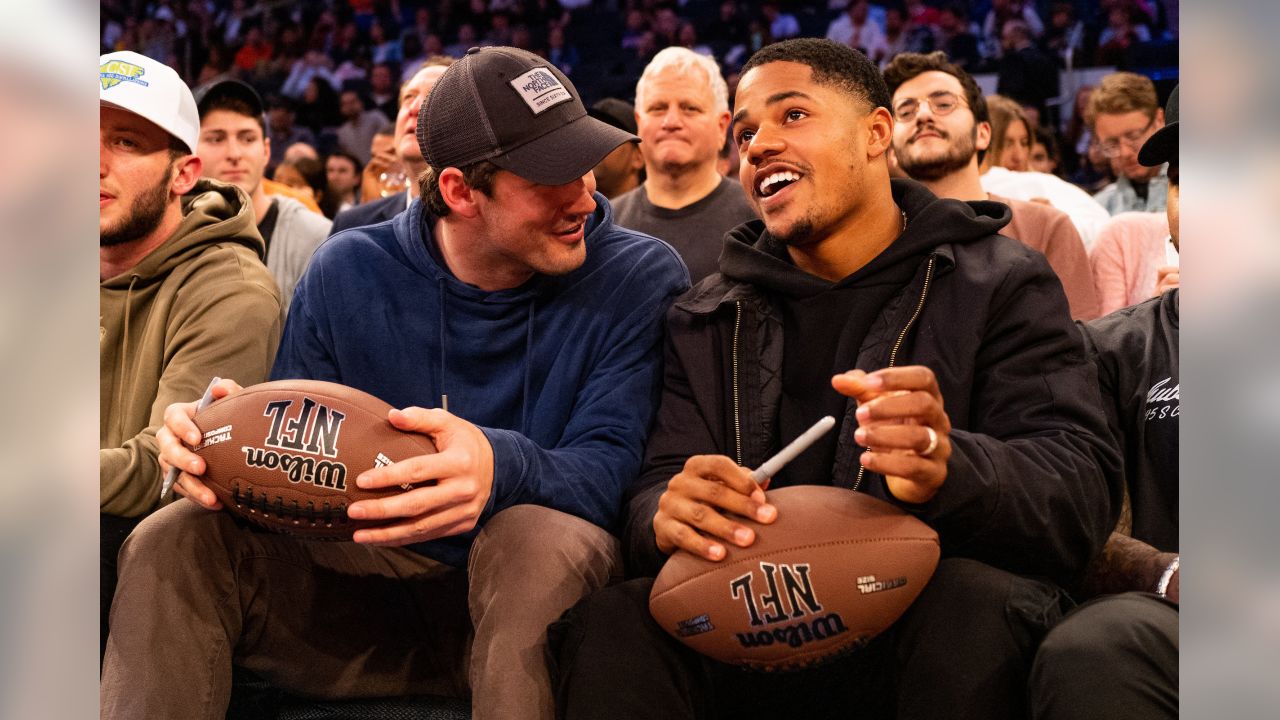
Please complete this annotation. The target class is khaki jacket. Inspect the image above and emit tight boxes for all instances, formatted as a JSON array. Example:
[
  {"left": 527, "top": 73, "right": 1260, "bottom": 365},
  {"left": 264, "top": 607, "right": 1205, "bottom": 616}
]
[{"left": 100, "top": 179, "right": 281, "bottom": 517}]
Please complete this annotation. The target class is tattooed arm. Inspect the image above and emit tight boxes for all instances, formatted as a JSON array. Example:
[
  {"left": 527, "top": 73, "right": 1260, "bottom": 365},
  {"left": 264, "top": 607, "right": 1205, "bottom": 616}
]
[{"left": 1080, "top": 531, "right": 1179, "bottom": 603}]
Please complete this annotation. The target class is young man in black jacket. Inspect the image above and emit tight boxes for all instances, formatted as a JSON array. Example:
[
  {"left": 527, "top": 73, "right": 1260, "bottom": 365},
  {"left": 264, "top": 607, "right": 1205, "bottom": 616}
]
[
  {"left": 548, "top": 39, "right": 1121, "bottom": 720},
  {"left": 1028, "top": 86, "right": 1181, "bottom": 720}
]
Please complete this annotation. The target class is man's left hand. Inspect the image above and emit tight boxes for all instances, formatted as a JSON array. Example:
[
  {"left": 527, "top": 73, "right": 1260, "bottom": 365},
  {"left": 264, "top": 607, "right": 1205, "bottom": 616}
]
[
  {"left": 832, "top": 366, "right": 953, "bottom": 504},
  {"left": 347, "top": 407, "right": 495, "bottom": 546}
]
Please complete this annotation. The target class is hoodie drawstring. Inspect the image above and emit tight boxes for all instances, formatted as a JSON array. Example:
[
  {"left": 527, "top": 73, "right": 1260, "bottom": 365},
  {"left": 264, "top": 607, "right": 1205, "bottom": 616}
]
[
  {"left": 437, "top": 277, "right": 448, "bottom": 411},
  {"left": 115, "top": 274, "right": 140, "bottom": 418},
  {"left": 521, "top": 302, "right": 535, "bottom": 435}
]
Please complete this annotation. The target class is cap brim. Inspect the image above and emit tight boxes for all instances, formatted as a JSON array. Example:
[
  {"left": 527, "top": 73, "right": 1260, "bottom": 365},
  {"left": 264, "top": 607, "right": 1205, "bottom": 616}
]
[
  {"left": 587, "top": 106, "right": 636, "bottom": 135},
  {"left": 491, "top": 114, "right": 638, "bottom": 186},
  {"left": 1138, "top": 122, "right": 1177, "bottom": 167}
]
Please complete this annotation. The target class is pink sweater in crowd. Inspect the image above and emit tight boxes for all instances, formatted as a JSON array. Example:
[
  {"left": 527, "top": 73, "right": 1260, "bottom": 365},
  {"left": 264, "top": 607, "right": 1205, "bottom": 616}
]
[
  {"left": 992, "top": 194, "right": 1101, "bottom": 321},
  {"left": 1088, "top": 212, "right": 1172, "bottom": 316}
]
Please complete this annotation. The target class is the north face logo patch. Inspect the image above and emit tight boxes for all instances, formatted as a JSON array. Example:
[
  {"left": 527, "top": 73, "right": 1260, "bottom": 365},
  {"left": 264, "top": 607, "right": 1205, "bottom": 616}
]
[{"left": 509, "top": 67, "right": 572, "bottom": 115}]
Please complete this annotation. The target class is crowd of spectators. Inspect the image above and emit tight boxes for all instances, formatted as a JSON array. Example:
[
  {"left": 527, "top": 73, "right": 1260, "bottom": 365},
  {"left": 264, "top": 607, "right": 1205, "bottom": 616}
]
[{"left": 100, "top": 0, "right": 1177, "bottom": 215}]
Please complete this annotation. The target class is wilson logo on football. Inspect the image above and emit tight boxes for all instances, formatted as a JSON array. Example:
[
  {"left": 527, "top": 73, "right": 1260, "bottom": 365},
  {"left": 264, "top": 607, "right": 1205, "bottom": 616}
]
[
  {"left": 240, "top": 397, "right": 350, "bottom": 490},
  {"left": 728, "top": 562, "right": 849, "bottom": 650}
]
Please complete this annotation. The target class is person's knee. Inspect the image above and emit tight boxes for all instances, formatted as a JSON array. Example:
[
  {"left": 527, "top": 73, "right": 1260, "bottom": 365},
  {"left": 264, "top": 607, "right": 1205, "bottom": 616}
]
[
  {"left": 470, "top": 505, "right": 621, "bottom": 583},
  {"left": 898, "top": 558, "right": 1067, "bottom": 661},
  {"left": 908, "top": 558, "right": 1024, "bottom": 622},
  {"left": 117, "top": 500, "right": 239, "bottom": 574},
  {"left": 468, "top": 506, "right": 623, "bottom": 623},
  {"left": 1035, "top": 593, "right": 1176, "bottom": 674},
  {"left": 1030, "top": 594, "right": 1178, "bottom": 718}
]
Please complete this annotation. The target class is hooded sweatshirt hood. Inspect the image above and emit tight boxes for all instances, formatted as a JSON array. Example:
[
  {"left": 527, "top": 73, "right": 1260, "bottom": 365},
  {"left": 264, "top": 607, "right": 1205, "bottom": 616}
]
[
  {"left": 101, "top": 178, "right": 265, "bottom": 288},
  {"left": 100, "top": 178, "right": 281, "bottom": 517},
  {"left": 271, "top": 193, "right": 689, "bottom": 567},
  {"left": 720, "top": 178, "right": 1011, "bottom": 293}
]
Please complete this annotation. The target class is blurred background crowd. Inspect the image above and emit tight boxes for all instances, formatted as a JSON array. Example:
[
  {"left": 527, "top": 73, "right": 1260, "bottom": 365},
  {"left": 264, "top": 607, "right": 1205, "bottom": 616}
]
[{"left": 101, "top": 0, "right": 1178, "bottom": 220}]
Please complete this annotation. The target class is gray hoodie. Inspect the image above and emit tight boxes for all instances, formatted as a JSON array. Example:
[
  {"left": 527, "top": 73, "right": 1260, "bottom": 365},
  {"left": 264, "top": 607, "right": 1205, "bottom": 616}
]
[{"left": 265, "top": 194, "right": 330, "bottom": 318}]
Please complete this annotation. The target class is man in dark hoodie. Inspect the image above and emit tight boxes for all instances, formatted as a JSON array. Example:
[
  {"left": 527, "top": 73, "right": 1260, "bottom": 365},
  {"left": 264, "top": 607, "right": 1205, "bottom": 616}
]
[
  {"left": 548, "top": 39, "right": 1119, "bottom": 719},
  {"left": 101, "top": 48, "right": 689, "bottom": 720},
  {"left": 99, "top": 52, "right": 281, "bottom": 654}
]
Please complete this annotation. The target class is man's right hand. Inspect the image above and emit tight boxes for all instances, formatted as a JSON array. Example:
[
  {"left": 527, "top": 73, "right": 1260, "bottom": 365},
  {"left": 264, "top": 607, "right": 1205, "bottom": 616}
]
[
  {"left": 156, "top": 378, "right": 244, "bottom": 510},
  {"left": 361, "top": 146, "right": 400, "bottom": 202},
  {"left": 653, "top": 455, "right": 777, "bottom": 562}
]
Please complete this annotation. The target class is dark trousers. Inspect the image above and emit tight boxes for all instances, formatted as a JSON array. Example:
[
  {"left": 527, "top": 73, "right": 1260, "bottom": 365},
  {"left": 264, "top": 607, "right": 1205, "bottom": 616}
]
[
  {"left": 1030, "top": 592, "right": 1178, "bottom": 720},
  {"left": 548, "top": 558, "right": 1070, "bottom": 720},
  {"left": 100, "top": 512, "right": 144, "bottom": 662}
]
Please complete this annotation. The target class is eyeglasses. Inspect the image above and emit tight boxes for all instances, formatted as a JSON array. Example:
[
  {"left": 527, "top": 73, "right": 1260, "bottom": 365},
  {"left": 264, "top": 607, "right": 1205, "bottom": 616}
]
[
  {"left": 892, "top": 91, "right": 968, "bottom": 123},
  {"left": 1097, "top": 117, "right": 1156, "bottom": 158}
]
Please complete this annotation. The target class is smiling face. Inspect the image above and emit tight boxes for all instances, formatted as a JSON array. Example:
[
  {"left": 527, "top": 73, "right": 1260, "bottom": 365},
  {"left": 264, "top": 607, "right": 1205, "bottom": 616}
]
[
  {"left": 889, "top": 70, "right": 988, "bottom": 182},
  {"left": 733, "top": 61, "right": 887, "bottom": 247},
  {"left": 472, "top": 169, "right": 599, "bottom": 281},
  {"left": 637, "top": 65, "right": 730, "bottom": 176}
]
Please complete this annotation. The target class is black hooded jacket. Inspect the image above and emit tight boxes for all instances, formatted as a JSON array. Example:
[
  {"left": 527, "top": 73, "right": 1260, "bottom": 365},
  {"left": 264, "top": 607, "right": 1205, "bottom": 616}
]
[{"left": 625, "top": 180, "right": 1121, "bottom": 589}]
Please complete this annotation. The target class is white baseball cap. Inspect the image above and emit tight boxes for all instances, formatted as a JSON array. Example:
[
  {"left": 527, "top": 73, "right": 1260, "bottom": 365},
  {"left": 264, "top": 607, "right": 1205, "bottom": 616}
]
[{"left": 100, "top": 51, "right": 199, "bottom": 155}]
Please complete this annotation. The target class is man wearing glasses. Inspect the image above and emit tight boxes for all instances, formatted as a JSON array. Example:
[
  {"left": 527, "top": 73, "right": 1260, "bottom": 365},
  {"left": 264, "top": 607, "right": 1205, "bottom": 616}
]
[
  {"left": 1085, "top": 72, "right": 1168, "bottom": 216},
  {"left": 883, "top": 51, "right": 1100, "bottom": 320}
]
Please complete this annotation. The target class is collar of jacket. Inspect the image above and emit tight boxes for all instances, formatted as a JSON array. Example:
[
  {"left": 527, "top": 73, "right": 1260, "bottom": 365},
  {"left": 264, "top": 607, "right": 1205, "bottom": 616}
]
[
  {"left": 675, "top": 243, "right": 953, "bottom": 489},
  {"left": 674, "top": 242, "right": 957, "bottom": 317}
]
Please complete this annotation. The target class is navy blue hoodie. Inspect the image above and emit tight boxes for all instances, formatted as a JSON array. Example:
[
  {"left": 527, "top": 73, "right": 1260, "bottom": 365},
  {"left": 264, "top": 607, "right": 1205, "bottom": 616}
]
[{"left": 272, "top": 196, "right": 690, "bottom": 565}]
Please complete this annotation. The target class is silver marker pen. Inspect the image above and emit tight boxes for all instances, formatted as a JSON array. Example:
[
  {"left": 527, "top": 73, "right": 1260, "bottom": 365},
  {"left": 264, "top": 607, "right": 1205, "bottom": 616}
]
[
  {"left": 159, "top": 376, "right": 221, "bottom": 500},
  {"left": 748, "top": 415, "right": 836, "bottom": 484}
]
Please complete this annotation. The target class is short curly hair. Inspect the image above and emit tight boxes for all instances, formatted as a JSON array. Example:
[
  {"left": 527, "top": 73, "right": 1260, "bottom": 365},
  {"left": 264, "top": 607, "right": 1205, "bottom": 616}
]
[
  {"left": 740, "top": 38, "right": 891, "bottom": 112},
  {"left": 882, "top": 51, "right": 989, "bottom": 124}
]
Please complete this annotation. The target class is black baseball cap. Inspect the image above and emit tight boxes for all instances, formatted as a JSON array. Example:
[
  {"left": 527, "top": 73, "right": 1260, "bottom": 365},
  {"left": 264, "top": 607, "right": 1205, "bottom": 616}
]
[
  {"left": 193, "top": 78, "right": 265, "bottom": 119},
  {"left": 1138, "top": 85, "right": 1178, "bottom": 167},
  {"left": 419, "top": 46, "right": 638, "bottom": 186},
  {"left": 587, "top": 98, "right": 638, "bottom": 136}
]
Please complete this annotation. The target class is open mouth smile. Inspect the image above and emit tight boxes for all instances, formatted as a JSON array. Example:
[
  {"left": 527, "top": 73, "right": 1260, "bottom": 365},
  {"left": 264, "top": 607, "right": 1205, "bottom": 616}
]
[{"left": 757, "top": 170, "right": 803, "bottom": 198}]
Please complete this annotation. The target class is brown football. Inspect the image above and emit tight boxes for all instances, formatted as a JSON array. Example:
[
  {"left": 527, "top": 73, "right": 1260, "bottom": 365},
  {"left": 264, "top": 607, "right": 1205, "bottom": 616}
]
[
  {"left": 649, "top": 486, "right": 940, "bottom": 671},
  {"left": 192, "top": 379, "right": 437, "bottom": 540}
]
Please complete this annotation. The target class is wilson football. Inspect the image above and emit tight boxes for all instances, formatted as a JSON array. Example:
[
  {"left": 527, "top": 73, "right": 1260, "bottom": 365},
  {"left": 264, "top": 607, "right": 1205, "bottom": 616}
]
[
  {"left": 191, "top": 379, "right": 437, "bottom": 540},
  {"left": 649, "top": 486, "right": 939, "bottom": 671}
]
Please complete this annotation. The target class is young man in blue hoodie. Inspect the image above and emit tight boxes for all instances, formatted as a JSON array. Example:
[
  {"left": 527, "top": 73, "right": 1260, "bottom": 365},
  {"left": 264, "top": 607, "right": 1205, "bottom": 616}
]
[
  {"left": 549, "top": 39, "right": 1119, "bottom": 720},
  {"left": 102, "top": 48, "right": 690, "bottom": 720}
]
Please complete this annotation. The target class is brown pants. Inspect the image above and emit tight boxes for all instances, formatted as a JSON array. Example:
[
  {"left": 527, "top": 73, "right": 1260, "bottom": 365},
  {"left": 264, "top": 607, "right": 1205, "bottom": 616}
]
[{"left": 100, "top": 501, "right": 621, "bottom": 720}]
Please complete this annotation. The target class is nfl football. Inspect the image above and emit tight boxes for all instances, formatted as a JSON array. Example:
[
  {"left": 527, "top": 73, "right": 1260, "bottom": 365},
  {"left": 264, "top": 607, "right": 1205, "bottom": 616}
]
[
  {"left": 191, "top": 379, "right": 437, "bottom": 540},
  {"left": 649, "top": 486, "right": 939, "bottom": 671}
]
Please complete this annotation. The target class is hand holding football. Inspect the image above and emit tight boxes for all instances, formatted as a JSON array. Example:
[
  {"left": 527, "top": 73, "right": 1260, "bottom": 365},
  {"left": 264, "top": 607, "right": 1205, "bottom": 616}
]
[
  {"left": 649, "top": 486, "right": 939, "bottom": 671},
  {"left": 191, "top": 380, "right": 438, "bottom": 540}
]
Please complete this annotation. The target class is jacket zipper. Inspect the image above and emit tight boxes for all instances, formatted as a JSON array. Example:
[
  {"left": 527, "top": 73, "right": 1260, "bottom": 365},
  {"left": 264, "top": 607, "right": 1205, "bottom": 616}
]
[
  {"left": 854, "top": 254, "right": 937, "bottom": 491},
  {"left": 732, "top": 301, "right": 743, "bottom": 466}
]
